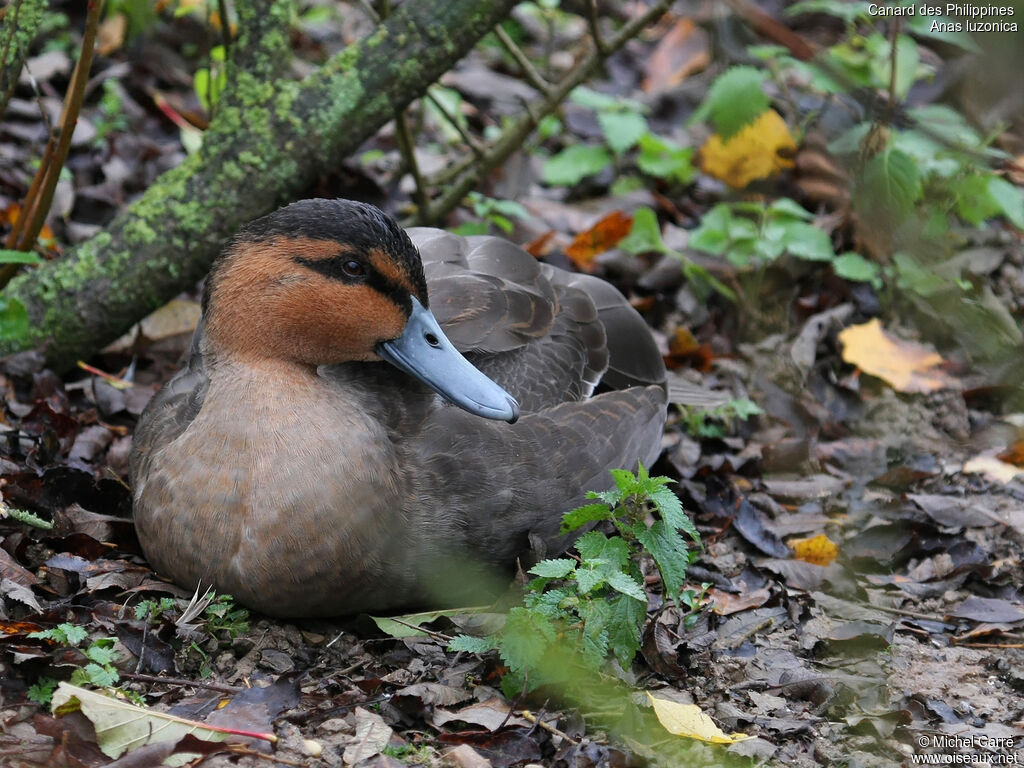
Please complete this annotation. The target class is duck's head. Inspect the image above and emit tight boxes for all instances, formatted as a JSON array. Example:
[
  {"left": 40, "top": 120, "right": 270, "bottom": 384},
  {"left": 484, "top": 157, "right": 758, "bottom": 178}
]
[{"left": 202, "top": 198, "right": 520, "bottom": 422}]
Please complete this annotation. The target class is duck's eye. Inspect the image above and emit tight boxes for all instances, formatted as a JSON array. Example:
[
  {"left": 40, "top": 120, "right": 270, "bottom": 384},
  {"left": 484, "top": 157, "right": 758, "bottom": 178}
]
[{"left": 342, "top": 259, "right": 365, "bottom": 277}]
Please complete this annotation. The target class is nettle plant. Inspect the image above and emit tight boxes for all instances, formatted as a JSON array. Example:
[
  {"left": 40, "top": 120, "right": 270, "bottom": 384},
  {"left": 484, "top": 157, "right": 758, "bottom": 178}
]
[
  {"left": 542, "top": 87, "right": 696, "bottom": 193},
  {"left": 450, "top": 465, "right": 701, "bottom": 696}
]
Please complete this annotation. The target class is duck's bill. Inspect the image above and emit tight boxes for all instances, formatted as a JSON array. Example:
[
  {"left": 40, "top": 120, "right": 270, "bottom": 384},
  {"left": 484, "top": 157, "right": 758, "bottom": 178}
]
[{"left": 377, "top": 297, "right": 520, "bottom": 423}]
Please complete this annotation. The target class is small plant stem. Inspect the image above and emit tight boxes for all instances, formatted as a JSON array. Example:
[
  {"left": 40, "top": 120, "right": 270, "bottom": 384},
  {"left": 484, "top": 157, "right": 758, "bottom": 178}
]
[
  {"left": 494, "top": 25, "right": 553, "bottom": 96},
  {"left": 2, "top": 0, "right": 104, "bottom": 288},
  {"left": 381, "top": 616, "right": 453, "bottom": 643},
  {"left": 886, "top": 18, "right": 901, "bottom": 121}
]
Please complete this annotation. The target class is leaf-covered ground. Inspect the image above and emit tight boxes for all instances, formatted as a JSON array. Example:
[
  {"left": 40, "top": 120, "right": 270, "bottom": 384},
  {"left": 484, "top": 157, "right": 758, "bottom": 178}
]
[{"left": 1, "top": 1, "right": 1023, "bottom": 766}]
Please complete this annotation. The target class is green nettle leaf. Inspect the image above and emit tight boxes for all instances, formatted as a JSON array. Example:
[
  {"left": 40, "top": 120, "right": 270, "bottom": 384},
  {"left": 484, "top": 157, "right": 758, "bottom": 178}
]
[
  {"left": 955, "top": 174, "right": 1001, "bottom": 225},
  {"left": 86, "top": 645, "right": 116, "bottom": 666},
  {"left": 499, "top": 607, "right": 556, "bottom": 673},
  {"left": 598, "top": 111, "right": 648, "bottom": 155},
  {"left": 618, "top": 207, "right": 666, "bottom": 255},
  {"left": 781, "top": 221, "right": 835, "bottom": 262},
  {"left": 607, "top": 594, "right": 646, "bottom": 667},
  {"left": 988, "top": 176, "right": 1024, "bottom": 229},
  {"left": 529, "top": 558, "right": 577, "bottom": 578},
  {"left": 605, "top": 571, "right": 646, "bottom": 602},
  {"left": 636, "top": 133, "right": 695, "bottom": 184},
  {"left": 561, "top": 502, "right": 612, "bottom": 533},
  {"left": 858, "top": 148, "right": 922, "bottom": 219},
  {"left": 695, "top": 66, "right": 770, "bottom": 139},
  {"left": 448, "top": 634, "right": 499, "bottom": 653},
  {"left": 543, "top": 144, "right": 612, "bottom": 186},
  {"left": 609, "top": 468, "right": 639, "bottom": 495},
  {"left": 577, "top": 599, "right": 611, "bottom": 665},
  {"left": 575, "top": 567, "right": 606, "bottom": 594},
  {"left": 647, "top": 486, "right": 698, "bottom": 543},
  {"left": 526, "top": 588, "right": 573, "bottom": 618},
  {"left": 634, "top": 521, "right": 690, "bottom": 599},
  {"left": 575, "top": 531, "right": 630, "bottom": 571}
]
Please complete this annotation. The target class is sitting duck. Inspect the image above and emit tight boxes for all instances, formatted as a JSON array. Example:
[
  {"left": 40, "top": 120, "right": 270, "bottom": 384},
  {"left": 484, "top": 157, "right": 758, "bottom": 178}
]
[{"left": 130, "top": 199, "right": 667, "bottom": 617}]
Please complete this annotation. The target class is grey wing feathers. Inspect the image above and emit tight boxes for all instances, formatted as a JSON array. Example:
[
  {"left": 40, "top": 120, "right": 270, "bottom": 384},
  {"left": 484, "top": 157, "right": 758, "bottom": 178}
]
[{"left": 408, "top": 228, "right": 665, "bottom": 412}]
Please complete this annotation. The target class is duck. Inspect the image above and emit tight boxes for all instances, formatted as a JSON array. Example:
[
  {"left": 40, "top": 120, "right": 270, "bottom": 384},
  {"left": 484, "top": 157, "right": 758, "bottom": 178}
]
[{"left": 130, "top": 199, "right": 668, "bottom": 617}]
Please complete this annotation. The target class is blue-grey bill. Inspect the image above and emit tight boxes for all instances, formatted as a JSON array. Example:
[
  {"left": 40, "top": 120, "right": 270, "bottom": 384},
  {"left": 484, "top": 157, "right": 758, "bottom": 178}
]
[{"left": 377, "top": 297, "right": 520, "bottom": 423}]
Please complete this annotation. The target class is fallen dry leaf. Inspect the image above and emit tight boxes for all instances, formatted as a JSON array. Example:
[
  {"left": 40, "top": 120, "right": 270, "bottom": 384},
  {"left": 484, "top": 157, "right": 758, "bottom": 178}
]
[
  {"left": 962, "top": 455, "right": 1024, "bottom": 484},
  {"left": 642, "top": 17, "right": 710, "bottom": 92},
  {"left": 647, "top": 693, "right": 752, "bottom": 744},
  {"left": 838, "top": 319, "right": 960, "bottom": 394},
  {"left": 789, "top": 533, "right": 839, "bottom": 566},
  {"left": 565, "top": 211, "right": 633, "bottom": 272},
  {"left": 699, "top": 109, "right": 795, "bottom": 188}
]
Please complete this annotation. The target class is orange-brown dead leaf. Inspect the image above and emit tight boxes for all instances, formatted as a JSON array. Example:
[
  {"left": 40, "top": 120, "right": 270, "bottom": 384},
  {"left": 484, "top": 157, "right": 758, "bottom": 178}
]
[
  {"left": 97, "top": 13, "right": 127, "bottom": 56},
  {"left": 997, "top": 436, "right": 1024, "bottom": 466},
  {"left": 789, "top": 533, "right": 838, "bottom": 566},
  {"left": 524, "top": 230, "right": 556, "bottom": 258},
  {"left": 699, "top": 109, "right": 796, "bottom": 188},
  {"left": 838, "top": 319, "right": 960, "bottom": 394},
  {"left": 665, "top": 326, "right": 713, "bottom": 372},
  {"left": 642, "top": 17, "right": 710, "bottom": 92},
  {"left": 565, "top": 211, "right": 633, "bottom": 272}
]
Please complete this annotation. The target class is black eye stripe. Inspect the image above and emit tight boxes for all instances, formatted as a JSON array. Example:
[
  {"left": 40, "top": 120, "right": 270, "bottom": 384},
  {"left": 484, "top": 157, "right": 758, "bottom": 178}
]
[
  {"left": 292, "top": 254, "right": 413, "bottom": 315},
  {"left": 293, "top": 254, "right": 368, "bottom": 283}
]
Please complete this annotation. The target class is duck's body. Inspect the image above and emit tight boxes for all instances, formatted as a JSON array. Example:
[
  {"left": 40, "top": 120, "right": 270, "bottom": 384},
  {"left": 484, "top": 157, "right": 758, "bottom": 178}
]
[{"left": 131, "top": 201, "right": 666, "bottom": 617}]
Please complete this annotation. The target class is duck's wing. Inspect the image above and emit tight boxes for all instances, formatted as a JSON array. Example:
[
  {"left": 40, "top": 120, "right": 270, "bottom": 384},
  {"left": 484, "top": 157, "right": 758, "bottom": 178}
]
[
  {"left": 411, "top": 383, "right": 668, "bottom": 567},
  {"left": 409, "top": 228, "right": 664, "bottom": 413},
  {"left": 129, "top": 322, "right": 210, "bottom": 483}
]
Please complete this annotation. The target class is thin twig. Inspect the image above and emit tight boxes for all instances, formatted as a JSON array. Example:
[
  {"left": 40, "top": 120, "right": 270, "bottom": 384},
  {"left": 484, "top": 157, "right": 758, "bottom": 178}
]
[
  {"left": 494, "top": 25, "right": 553, "bottom": 96},
  {"left": 1, "top": 0, "right": 104, "bottom": 288},
  {"left": 585, "top": 0, "right": 607, "bottom": 56},
  {"left": 425, "top": 89, "right": 484, "bottom": 156},
  {"left": 395, "top": 110, "right": 430, "bottom": 222},
  {"left": 120, "top": 671, "right": 248, "bottom": 694},
  {"left": 520, "top": 709, "right": 581, "bottom": 745}
]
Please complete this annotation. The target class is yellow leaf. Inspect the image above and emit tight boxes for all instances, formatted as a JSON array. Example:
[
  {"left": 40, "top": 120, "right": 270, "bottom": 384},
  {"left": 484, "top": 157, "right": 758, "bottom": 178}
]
[
  {"left": 699, "top": 109, "right": 796, "bottom": 188},
  {"left": 789, "top": 533, "right": 838, "bottom": 566},
  {"left": 647, "top": 693, "right": 752, "bottom": 744},
  {"left": 838, "top": 318, "right": 960, "bottom": 394}
]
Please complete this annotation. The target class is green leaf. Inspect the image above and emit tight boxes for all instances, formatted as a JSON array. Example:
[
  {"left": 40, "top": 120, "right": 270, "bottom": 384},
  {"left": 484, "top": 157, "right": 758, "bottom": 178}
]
[
  {"left": 529, "top": 558, "right": 577, "bottom": 578},
  {"left": 768, "top": 198, "right": 814, "bottom": 220},
  {"left": 577, "top": 599, "right": 611, "bottom": 665},
  {"left": 499, "top": 607, "right": 556, "bottom": 673},
  {"left": 988, "top": 176, "right": 1024, "bottom": 229},
  {"left": 525, "top": 587, "right": 574, "bottom": 618},
  {"left": 781, "top": 221, "right": 835, "bottom": 262},
  {"left": 636, "top": 133, "right": 694, "bottom": 184},
  {"left": 448, "top": 634, "right": 499, "bottom": 653},
  {"left": 0, "top": 249, "right": 43, "bottom": 264},
  {"left": 688, "top": 204, "right": 732, "bottom": 256},
  {"left": 569, "top": 85, "right": 622, "bottom": 111},
  {"left": 369, "top": 607, "right": 485, "bottom": 638},
  {"left": 635, "top": 520, "right": 690, "bottom": 599},
  {"left": 598, "top": 111, "right": 648, "bottom": 155},
  {"left": 785, "top": 0, "right": 872, "bottom": 21},
  {"left": 607, "top": 594, "right": 646, "bottom": 667},
  {"left": 892, "top": 252, "right": 947, "bottom": 297},
  {"left": 833, "top": 252, "right": 880, "bottom": 285},
  {"left": 694, "top": 66, "right": 769, "bottom": 139},
  {"left": 575, "top": 567, "right": 606, "bottom": 594},
  {"left": 575, "top": 531, "right": 630, "bottom": 571},
  {"left": 86, "top": 645, "right": 116, "bottom": 666},
  {"left": 648, "top": 486, "right": 698, "bottom": 543},
  {"left": 0, "top": 297, "right": 29, "bottom": 340},
  {"left": 609, "top": 468, "right": 639, "bottom": 495},
  {"left": 562, "top": 502, "right": 612, "bottom": 532},
  {"left": 871, "top": 35, "right": 919, "bottom": 101},
  {"left": 858, "top": 148, "right": 922, "bottom": 219},
  {"left": 955, "top": 174, "right": 1001, "bottom": 225},
  {"left": 28, "top": 678, "right": 58, "bottom": 706},
  {"left": 618, "top": 207, "right": 666, "bottom": 255},
  {"left": 605, "top": 571, "right": 646, "bottom": 602},
  {"left": 543, "top": 144, "right": 612, "bottom": 186}
]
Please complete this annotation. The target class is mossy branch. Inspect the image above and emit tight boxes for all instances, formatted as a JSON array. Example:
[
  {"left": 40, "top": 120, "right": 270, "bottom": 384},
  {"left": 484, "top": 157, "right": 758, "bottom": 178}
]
[
  {"left": 0, "top": 0, "right": 518, "bottom": 369},
  {"left": 0, "top": 0, "right": 47, "bottom": 123}
]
